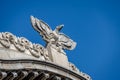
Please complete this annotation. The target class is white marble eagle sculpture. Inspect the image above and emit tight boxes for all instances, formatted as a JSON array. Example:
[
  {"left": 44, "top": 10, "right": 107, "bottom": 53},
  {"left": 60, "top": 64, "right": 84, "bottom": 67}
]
[{"left": 30, "top": 16, "right": 76, "bottom": 50}]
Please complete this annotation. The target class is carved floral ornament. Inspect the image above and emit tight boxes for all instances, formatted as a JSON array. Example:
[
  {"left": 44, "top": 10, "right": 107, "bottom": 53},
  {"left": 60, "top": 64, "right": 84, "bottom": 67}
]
[{"left": 0, "top": 32, "right": 50, "bottom": 61}]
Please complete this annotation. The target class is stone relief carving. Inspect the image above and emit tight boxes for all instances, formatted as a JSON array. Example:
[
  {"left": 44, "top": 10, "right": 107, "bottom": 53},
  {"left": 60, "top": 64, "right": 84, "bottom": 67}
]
[
  {"left": 0, "top": 32, "right": 81, "bottom": 73},
  {"left": 14, "top": 37, "right": 28, "bottom": 52},
  {"left": 0, "top": 32, "right": 12, "bottom": 48},
  {"left": 29, "top": 16, "right": 85, "bottom": 74},
  {"left": 30, "top": 16, "right": 76, "bottom": 53},
  {"left": 30, "top": 16, "right": 84, "bottom": 74},
  {"left": 0, "top": 16, "right": 91, "bottom": 80},
  {"left": 0, "top": 16, "right": 90, "bottom": 77},
  {"left": 29, "top": 44, "right": 41, "bottom": 58},
  {"left": 0, "top": 32, "right": 50, "bottom": 61}
]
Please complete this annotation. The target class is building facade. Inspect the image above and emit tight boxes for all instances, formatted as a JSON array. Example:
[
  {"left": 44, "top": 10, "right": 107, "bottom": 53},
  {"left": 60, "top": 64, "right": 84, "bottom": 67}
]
[{"left": 0, "top": 16, "right": 91, "bottom": 80}]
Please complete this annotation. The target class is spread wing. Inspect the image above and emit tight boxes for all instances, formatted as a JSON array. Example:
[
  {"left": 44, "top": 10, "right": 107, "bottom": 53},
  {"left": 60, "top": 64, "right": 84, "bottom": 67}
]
[
  {"left": 30, "top": 16, "right": 53, "bottom": 42},
  {"left": 30, "top": 16, "right": 76, "bottom": 50}
]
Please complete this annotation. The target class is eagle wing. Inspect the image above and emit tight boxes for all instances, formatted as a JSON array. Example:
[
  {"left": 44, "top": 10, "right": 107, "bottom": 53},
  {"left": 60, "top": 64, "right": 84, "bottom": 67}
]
[{"left": 30, "top": 16, "right": 53, "bottom": 42}]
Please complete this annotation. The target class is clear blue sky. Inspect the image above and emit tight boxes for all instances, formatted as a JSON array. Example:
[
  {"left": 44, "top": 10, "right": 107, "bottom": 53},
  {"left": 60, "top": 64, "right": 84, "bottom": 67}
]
[{"left": 0, "top": 0, "right": 120, "bottom": 80}]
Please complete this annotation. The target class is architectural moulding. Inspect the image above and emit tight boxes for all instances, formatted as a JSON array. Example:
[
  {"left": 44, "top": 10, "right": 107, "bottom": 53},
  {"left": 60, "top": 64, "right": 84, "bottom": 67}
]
[{"left": 0, "top": 16, "right": 91, "bottom": 80}]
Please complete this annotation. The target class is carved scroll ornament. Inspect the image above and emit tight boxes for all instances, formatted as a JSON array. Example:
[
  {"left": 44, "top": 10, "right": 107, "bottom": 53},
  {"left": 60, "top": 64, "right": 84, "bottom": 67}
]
[{"left": 0, "top": 32, "right": 50, "bottom": 61}]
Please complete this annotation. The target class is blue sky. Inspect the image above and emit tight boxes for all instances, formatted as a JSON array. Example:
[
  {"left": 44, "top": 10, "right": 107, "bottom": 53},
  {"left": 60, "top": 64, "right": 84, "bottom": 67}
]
[{"left": 0, "top": 0, "right": 120, "bottom": 80}]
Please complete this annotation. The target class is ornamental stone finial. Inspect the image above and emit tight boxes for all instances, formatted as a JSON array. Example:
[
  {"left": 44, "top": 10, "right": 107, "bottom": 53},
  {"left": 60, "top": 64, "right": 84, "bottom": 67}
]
[{"left": 30, "top": 16, "right": 76, "bottom": 52}]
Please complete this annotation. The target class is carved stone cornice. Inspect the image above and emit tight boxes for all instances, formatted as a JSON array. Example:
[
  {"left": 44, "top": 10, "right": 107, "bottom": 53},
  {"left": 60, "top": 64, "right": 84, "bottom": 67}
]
[
  {"left": 0, "top": 16, "right": 91, "bottom": 80},
  {"left": 0, "top": 59, "right": 91, "bottom": 80},
  {"left": 0, "top": 32, "right": 50, "bottom": 61},
  {"left": 0, "top": 32, "right": 91, "bottom": 80}
]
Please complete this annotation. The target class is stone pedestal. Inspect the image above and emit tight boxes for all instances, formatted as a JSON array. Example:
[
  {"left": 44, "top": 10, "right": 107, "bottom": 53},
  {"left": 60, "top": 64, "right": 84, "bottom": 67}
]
[{"left": 46, "top": 43, "right": 69, "bottom": 68}]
